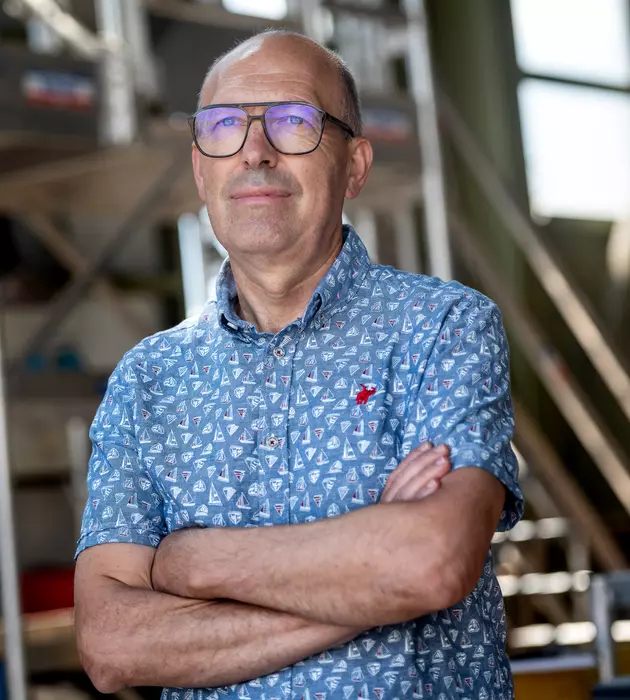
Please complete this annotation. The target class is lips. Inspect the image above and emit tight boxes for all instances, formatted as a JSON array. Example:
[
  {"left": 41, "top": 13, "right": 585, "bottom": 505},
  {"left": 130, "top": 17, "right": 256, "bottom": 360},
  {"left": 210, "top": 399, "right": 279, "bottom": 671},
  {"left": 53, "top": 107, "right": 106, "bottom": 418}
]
[{"left": 231, "top": 188, "right": 291, "bottom": 200}]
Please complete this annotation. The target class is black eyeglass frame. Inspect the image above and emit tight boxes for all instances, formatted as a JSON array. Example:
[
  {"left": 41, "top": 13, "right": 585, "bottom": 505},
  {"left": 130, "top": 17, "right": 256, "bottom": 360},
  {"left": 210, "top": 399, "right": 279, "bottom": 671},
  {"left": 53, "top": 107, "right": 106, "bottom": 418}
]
[{"left": 188, "top": 101, "right": 356, "bottom": 158}]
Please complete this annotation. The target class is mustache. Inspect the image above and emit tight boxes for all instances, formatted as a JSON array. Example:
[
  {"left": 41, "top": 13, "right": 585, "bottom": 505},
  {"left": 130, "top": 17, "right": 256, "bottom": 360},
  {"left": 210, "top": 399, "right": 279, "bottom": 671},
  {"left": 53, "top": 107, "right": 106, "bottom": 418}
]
[{"left": 222, "top": 169, "right": 302, "bottom": 198}]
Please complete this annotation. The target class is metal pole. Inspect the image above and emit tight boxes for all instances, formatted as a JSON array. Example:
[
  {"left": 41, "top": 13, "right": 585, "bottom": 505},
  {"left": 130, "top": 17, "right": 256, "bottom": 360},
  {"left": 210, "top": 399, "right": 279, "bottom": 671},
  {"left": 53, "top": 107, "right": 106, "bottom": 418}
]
[
  {"left": 66, "top": 416, "right": 89, "bottom": 537},
  {"left": 94, "top": 0, "right": 136, "bottom": 145},
  {"left": 393, "top": 206, "right": 421, "bottom": 274},
  {"left": 0, "top": 322, "right": 28, "bottom": 700},
  {"left": 120, "top": 0, "right": 159, "bottom": 101},
  {"left": 401, "top": 0, "right": 452, "bottom": 281},
  {"left": 353, "top": 209, "right": 379, "bottom": 263},
  {"left": 177, "top": 213, "right": 208, "bottom": 319},
  {"left": 591, "top": 575, "right": 615, "bottom": 682}
]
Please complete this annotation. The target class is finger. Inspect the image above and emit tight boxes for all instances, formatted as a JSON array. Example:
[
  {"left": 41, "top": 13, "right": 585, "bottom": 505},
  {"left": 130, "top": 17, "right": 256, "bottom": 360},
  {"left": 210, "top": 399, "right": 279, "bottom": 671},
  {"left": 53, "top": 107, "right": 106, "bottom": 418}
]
[
  {"left": 382, "top": 442, "right": 434, "bottom": 494},
  {"left": 384, "top": 459, "right": 449, "bottom": 502},
  {"left": 383, "top": 452, "right": 450, "bottom": 502},
  {"left": 392, "top": 444, "right": 449, "bottom": 483},
  {"left": 382, "top": 445, "right": 445, "bottom": 498},
  {"left": 390, "top": 443, "right": 442, "bottom": 479},
  {"left": 415, "top": 478, "right": 441, "bottom": 499},
  {"left": 391, "top": 475, "right": 442, "bottom": 503}
]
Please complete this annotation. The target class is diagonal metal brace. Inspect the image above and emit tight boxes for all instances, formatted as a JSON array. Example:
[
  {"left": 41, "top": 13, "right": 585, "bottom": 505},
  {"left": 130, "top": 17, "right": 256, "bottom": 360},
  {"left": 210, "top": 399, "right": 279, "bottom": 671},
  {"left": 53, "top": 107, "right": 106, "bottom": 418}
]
[
  {"left": 20, "top": 212, "right": 154, "bottom": 338},
  {"left": 15, "top": 152, "right": 189, "bottom": 363},
  {"left": 11, "top": 0, "right": 104, "bottom": 59}
]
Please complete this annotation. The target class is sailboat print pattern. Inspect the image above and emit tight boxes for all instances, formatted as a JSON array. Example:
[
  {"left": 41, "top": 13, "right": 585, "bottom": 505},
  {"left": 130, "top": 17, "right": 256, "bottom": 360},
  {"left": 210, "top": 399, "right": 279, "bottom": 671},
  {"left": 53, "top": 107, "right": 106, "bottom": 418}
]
[{"left": 78, "top": 226, "right": 523, "bottom": 700}]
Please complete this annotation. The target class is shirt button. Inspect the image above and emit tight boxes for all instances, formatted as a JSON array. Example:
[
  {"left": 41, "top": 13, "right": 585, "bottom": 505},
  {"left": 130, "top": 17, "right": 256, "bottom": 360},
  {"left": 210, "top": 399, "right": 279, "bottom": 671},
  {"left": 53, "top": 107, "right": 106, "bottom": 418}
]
[
  {"left": 273, "top": 347, "right": 285, "bottom": 358},
  {"left": 267, "top": 436, "right": 279, "bottom": 449}
]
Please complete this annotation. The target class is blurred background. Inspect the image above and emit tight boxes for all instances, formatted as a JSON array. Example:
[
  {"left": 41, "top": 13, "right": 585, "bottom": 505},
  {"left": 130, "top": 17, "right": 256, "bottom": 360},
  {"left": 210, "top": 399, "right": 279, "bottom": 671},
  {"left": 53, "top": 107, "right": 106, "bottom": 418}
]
[{"left": 2, "top": 0, "right": 630, "bottom": 698}]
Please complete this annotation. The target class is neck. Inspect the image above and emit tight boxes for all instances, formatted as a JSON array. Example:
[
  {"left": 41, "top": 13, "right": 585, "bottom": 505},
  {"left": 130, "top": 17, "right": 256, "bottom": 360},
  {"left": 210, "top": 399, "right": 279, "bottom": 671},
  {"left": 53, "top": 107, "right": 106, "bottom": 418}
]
[{"left": 229, "top": 232, "right": 344, "bottom": 334}]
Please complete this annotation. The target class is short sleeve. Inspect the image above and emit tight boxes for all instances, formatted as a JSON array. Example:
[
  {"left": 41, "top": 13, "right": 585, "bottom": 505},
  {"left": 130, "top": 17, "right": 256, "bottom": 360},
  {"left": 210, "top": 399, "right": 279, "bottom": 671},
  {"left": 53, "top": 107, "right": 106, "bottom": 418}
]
[
  {"left": 401, "top": 293, "right": 524, "bottom": 532},
  {"left": 75, "top": 358, "right": 166, "bottom": 558}
]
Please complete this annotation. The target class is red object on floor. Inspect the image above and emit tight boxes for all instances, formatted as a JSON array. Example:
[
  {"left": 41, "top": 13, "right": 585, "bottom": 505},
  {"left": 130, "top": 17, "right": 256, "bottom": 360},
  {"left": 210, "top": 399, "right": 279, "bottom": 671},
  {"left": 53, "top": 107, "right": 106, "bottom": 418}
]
[{"left": 20, "top": 567, "right": 75, "bottom": 613}]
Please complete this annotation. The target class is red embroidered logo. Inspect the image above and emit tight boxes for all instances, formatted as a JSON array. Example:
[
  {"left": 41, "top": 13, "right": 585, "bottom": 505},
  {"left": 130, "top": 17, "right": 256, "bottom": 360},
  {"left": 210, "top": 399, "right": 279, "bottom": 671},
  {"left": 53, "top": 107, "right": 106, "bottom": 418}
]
[{"left": 356, "top": 384, "right": 377, "bottom": 405}]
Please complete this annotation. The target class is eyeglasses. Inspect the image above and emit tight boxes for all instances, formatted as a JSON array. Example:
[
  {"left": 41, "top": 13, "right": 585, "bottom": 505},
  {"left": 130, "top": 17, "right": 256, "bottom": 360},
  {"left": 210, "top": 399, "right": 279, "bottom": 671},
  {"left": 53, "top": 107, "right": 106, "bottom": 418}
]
[{"left": 188, "top": 101, "right": 355, "bottom": 158}]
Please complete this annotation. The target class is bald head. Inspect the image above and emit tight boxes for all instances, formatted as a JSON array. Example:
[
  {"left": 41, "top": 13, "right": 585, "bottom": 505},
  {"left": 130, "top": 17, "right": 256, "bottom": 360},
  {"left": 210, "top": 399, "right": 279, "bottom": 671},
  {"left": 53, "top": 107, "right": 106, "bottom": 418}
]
[{"left": 197, "top": 30, "right": 362, "bottom": 136}]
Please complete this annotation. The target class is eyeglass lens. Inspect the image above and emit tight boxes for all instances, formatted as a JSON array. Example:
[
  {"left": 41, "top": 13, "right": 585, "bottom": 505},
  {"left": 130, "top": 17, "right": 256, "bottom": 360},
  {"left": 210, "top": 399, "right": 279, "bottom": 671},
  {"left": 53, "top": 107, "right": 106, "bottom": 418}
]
[{"left": 194, "top": 103, "right": 325, "bottom": 157}]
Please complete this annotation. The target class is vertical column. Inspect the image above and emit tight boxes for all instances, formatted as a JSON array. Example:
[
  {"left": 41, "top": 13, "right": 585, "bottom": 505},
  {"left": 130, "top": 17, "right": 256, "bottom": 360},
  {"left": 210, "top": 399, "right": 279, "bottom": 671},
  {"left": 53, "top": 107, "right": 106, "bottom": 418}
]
[
  {"left": 393, "top": 205, "right": 421, "bottom": 274},
  {"left": 0, "top": 329, "right": 28, "bottom": 700},
  {"left": 353, "top": 209, "right": 379, "bottom": 263},
  {"left": 401, "top": 0, "right": 452, "bottom": 281},
  {"left": 590, "top": 575, "right": 615, "bottom": 683},
  {"left": 178, "top": 213, "right": 208, "bottom": 318},
  {"left": 120, "top": 0, "right": 159, "bottom": 101},
  {"left": 94, "top": 0, "right": 136, "bottom": 146}
]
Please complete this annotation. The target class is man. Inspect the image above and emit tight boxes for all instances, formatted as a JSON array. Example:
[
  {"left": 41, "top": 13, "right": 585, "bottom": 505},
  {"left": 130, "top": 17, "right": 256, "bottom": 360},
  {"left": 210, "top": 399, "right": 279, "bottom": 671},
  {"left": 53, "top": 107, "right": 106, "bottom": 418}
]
[{"left": 75, "top": 30, "right": 523, "bottom": 700}]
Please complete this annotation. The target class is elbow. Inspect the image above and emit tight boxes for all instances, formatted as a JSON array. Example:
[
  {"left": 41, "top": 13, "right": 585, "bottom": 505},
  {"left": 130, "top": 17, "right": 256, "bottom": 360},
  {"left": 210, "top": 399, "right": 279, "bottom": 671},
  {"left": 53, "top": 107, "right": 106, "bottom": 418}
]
[
  {"left": 395, "top": 547, "right": 484, "bottom": 619},
  {"left": 77, "top": 628, "right": 130, "bottom": 694}
]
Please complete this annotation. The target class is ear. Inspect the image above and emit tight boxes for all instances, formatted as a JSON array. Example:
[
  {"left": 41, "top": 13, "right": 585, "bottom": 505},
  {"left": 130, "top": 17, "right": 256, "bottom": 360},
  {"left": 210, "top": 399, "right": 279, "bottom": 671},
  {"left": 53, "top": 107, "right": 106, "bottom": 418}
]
[
  {"left": 191, "top": 144, "right": 207, "bottom": 203},
  {"left": 344, "top": 138, "right": 374, "bottom": 200}
]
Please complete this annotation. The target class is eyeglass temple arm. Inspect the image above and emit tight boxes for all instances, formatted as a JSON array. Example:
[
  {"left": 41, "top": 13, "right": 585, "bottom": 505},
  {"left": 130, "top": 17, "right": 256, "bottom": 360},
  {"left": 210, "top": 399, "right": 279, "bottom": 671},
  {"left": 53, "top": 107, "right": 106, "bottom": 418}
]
[{"left": 326, "top": 113, "right": 355, "bottom": 137}]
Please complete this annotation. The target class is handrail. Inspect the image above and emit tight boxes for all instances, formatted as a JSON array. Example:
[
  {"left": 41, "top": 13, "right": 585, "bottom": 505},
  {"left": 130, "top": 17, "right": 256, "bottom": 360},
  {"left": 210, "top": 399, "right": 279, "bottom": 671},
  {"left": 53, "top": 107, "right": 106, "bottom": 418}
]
[
  {"left": 513, "top": 400, "right": 627, "bottom": 571},
  {"left": 440, "top": 91, "right": 630, "bottom": 428},
  {"left": 449, "top": 210, "right": 630, "bottom": 515}
]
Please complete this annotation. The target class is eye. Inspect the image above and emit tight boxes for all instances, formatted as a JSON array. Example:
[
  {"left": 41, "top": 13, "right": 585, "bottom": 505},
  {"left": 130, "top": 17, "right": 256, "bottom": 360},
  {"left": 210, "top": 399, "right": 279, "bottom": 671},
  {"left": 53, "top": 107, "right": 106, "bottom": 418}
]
[
  {"left": 218, "top": 116, "right": 237, "bottom": 127},
  {"left": 288, "top": 114, "right": 304, "bottom": 125}
]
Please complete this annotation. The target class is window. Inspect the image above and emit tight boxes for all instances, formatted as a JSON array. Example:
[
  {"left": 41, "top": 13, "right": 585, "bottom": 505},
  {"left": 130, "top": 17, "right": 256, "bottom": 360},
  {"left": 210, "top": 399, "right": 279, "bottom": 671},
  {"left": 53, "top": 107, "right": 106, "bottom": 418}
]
[
  {"left": 511, "top": 0, "right": 630, "bottom": 220},
  {"left": 221, "top": 0, "right": 287, "bottom": 20},
  {"left": 512, "top": 0, "right": 630, "bottom": 87}
]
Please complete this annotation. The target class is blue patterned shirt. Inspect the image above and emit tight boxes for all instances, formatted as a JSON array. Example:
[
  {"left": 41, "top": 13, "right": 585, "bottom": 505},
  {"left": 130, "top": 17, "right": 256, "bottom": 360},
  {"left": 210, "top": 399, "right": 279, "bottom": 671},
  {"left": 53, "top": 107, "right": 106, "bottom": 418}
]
[{"left": 77, "top": 225, "right": 523, "bottom": 700}]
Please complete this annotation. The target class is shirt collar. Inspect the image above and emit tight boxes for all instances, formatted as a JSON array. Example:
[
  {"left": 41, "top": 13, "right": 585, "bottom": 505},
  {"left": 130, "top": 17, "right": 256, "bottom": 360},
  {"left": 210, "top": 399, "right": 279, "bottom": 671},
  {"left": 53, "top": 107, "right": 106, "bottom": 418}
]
[{"left": 215, "top": 224, "right": 371, "bottom": 336}]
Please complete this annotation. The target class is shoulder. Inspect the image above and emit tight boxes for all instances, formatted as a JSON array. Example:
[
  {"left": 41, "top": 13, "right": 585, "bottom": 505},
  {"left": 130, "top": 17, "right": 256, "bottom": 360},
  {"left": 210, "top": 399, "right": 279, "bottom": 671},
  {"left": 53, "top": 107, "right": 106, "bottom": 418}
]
[
  {"left": 111, "top": 302, "right": 220, "bottom": 384},
  {"left": 365, "top": 263, "right": 501, "bottom": 324}
]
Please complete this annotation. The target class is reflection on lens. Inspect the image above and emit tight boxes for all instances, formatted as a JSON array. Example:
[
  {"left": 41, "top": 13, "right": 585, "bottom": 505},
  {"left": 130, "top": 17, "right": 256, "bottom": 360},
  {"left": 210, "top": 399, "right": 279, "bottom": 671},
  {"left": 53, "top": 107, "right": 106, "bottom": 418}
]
[
  {"left": 195, "top": 107, "right": 248, "bottom": 156},
  {"left": 265, "top": 104, "right": 323, "bottom": 154}
]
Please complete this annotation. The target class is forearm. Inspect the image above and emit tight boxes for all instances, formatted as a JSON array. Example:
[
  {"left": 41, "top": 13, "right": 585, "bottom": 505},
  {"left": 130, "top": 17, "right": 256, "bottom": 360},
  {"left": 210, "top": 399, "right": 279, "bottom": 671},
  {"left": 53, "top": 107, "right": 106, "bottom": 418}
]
[
  {"left": 76, "top": 577, "right": 359, "bottom": 693},
  {"left": 154, "top": 502, "right": 452, "bottom": 628}
]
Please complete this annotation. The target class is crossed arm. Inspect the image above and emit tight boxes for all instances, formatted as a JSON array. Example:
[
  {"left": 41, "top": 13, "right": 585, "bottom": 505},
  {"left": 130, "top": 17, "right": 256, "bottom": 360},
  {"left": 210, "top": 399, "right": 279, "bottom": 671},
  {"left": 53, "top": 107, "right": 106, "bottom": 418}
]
[{"left": 75, "top": 447, "right": 504, "bottom": 693}]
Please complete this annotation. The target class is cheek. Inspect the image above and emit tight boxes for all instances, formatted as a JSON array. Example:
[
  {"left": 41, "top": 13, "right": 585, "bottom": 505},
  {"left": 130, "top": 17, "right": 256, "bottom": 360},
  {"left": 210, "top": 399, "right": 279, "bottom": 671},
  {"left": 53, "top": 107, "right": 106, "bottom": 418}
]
[{"left": 198, "top": 163, "right": 229, "bottom": 207}]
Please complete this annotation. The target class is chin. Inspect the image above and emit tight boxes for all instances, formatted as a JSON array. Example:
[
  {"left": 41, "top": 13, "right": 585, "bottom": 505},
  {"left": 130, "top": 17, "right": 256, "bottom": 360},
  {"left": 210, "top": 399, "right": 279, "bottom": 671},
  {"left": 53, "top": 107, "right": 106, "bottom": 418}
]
[{"left": 227, "top": 216, "right": 302, "bottom": 249}]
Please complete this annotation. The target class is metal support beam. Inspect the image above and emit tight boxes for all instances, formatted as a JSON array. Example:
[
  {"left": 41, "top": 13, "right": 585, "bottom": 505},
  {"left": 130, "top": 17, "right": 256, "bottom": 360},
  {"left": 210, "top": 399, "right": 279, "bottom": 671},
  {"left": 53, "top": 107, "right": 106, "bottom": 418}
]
[
  {"left": 0, "top": 323, "right": 28, "bottom": 700},
  {"left": 94, "top": 0, "right": 136, "bottom": 145},
  {"left": 12, "top": 0, "right": 102, "bottom": 59},
  {"left": 21, "top": 212, "right": 154, "bottom": 338},
  {"left": 120, "top": 0, "right": 159, "bottom": 101},
  {"left": 393, "top": 206, "right": 422, "bottom": 274},
  {"left": 450, "top": 211, "right": 630, "bottom": 521},
  {"left": 591, "top": 575, "right": 615, "bottom": 682},
  {"left": 402, "top": 0, "right": 452, "bottom": 281},
  {"left": 440, "top": 91, "right": 630, "bottom": 430},
  {"left": 16, "top": 153, "right": 188, "bottom": 361},
  {"left": 353, "top": 209, "right": 379, "bottom": 264},
  {"left": 177, "top": 213, "right": 208, "bottom": 319}
]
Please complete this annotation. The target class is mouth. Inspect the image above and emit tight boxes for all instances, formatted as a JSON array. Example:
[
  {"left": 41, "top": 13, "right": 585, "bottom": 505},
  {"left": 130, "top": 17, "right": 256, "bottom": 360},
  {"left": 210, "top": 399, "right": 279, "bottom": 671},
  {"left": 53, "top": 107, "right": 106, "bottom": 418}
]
[{"left": 231, "top": 189, "right": 292, "bottom": 204}]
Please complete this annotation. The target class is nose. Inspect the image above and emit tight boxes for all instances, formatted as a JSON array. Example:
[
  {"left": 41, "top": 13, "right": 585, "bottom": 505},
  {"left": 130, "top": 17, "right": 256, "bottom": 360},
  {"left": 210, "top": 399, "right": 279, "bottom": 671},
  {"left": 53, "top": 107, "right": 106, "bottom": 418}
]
[{"left": 240, "top": 116, "right": 279, "bottom": 170}]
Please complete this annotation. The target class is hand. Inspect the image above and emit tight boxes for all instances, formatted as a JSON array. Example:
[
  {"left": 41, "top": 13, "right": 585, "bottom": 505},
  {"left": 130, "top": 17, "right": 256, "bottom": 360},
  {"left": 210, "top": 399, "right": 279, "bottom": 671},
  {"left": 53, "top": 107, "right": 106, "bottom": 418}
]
[{"left": 380, "top": 442, "right": 451, "bottom": 503}]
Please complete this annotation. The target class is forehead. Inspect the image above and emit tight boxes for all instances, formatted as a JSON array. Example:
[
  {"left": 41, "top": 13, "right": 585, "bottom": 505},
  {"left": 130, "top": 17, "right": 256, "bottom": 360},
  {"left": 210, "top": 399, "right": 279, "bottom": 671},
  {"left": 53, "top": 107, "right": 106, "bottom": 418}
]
[{"left": 202, "top": 37, "right": 343, "bottom": 113}]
